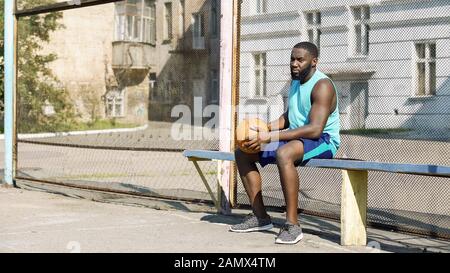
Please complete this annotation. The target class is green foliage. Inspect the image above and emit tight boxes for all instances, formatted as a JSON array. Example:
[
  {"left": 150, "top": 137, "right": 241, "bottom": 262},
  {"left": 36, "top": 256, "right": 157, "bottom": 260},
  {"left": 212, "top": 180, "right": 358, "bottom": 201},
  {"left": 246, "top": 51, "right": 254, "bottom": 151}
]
[
  {"left": 71, "top": 119, "right": 138, "bottom": 131},
  {"left": 1, "top": 0, "right": 77, "bottom": 133}
]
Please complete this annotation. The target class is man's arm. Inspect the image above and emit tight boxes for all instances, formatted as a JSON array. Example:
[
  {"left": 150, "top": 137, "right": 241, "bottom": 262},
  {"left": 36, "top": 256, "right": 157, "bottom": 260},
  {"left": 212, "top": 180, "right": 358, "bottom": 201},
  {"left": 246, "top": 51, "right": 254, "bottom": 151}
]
[
  {"left": 272, "top": 79, "right": 335, "bottom": 141},
  {"left": 245, "top": 79, "right": 336, "bottom": 151},
  {"left": 268, "top": 111, "right": 289, "bottom": 131}
]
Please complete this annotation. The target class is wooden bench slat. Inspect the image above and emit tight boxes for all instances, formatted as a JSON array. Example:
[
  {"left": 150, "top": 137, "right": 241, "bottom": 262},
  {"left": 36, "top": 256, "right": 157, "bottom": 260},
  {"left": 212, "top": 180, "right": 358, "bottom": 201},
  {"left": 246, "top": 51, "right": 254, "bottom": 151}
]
[
  {"left": 306, "top": 159, "right": 450, "bottom": 177},
  {"left": 182, "top": 150, "right": 450, "bottom": 177},
  {"left": 182, "top": 150, "right": 235, "bottom": 162}
]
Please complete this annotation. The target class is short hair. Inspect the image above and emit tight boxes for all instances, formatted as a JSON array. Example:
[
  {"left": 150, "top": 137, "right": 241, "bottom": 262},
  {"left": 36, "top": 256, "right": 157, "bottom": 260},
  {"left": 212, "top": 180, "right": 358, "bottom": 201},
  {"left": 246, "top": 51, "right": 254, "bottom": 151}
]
[{"left": 293, "top": 42, "right": 319, "bottom": 58}]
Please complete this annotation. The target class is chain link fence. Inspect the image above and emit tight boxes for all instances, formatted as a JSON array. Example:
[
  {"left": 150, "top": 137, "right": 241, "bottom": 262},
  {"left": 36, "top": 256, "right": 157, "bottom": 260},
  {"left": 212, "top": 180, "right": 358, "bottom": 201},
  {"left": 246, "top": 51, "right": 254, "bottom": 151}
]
[
  {"left": 14, "top": 0, "right": 221, "bottom": 205},
  {"left": 7, "top": 0, "right": 449, "bottom": 240}
]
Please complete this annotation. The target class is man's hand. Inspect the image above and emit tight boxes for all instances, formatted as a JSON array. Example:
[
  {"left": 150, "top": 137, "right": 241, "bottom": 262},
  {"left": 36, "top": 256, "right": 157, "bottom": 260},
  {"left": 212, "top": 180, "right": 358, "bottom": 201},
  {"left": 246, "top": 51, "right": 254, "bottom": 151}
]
[
  {"left": 249, "top": 123, "right": 269, "bottom": 132},
  {"left": 243, "top": 130, "right": 271, "bottom": 152}
]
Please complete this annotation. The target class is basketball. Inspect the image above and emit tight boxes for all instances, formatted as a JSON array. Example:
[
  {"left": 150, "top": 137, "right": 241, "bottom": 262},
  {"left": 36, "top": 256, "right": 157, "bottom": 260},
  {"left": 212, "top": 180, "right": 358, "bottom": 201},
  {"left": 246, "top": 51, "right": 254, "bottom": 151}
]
[{"left": 236, "top": 118, "right": 269, "bottom": 154}]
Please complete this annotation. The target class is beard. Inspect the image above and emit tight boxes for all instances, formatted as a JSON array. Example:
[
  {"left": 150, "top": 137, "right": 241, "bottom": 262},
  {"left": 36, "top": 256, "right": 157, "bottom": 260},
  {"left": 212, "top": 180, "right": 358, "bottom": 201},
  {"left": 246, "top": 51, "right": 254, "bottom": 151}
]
[{"left": 291, "top": 63, "right": 313, "bottom": 82}]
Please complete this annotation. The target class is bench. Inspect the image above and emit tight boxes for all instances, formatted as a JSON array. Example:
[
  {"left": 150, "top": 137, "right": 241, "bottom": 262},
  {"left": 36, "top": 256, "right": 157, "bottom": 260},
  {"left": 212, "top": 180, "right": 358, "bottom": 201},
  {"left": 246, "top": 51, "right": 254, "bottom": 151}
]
[{"left": 183, "top": 149, "right": 450, "bottom": 246}]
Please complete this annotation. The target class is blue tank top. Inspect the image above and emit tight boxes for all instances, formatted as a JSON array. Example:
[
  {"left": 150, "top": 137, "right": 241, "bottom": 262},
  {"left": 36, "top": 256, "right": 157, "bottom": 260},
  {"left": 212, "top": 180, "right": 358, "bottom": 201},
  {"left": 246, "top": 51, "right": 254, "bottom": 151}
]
[{"left": 288, "top": 69, "right": 340, "bottom": 152}]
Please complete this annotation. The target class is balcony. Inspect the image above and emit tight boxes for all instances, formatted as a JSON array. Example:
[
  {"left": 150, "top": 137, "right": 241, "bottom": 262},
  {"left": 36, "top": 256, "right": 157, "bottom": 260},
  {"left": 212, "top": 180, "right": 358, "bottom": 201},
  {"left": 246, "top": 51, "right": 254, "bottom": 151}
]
[
  {"left": 112, "top": 41, "right": 155, "bottom": 69},
  {"left": 169, "top": 37, "right": 207, "bottom": 54},
  {"left": 112, "top": 41, "right": 155, "bottom": 85}
]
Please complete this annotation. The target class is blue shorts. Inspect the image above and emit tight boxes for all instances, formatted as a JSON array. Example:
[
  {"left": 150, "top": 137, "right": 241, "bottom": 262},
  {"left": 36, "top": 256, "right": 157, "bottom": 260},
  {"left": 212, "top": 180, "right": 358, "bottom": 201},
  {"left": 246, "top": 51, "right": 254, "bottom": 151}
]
[{"left": 259, "top": 133, "right": 337, "bottom": 167}]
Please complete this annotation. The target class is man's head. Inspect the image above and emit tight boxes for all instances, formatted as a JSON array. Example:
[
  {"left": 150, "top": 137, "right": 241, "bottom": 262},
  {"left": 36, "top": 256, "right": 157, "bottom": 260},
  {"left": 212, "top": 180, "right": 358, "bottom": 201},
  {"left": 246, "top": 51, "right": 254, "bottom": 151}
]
[{"left": 290, "top": 42, "right": 319, "bottom": 82}]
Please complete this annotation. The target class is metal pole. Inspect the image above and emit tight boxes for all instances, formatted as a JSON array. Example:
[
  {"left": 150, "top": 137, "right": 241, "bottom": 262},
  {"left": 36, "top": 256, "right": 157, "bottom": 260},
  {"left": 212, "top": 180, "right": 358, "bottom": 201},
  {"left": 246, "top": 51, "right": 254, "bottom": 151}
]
[
  {"left": 3, "top": 0, "right": 17, "bottom": 186},
  {"left": 218, "top": 0, "right": 235, "bottom": 214},
  {"left": 230, "top": 0, "right": 241, "bottom": 208}
]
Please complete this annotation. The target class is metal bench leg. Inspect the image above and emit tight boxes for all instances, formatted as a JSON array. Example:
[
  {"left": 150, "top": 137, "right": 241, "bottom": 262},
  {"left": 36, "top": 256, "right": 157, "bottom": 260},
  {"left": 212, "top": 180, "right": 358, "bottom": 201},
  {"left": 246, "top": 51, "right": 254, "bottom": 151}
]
[
  {"left": 341, "top": 170, "right": 368, "bottom": 246},
  {"left": 192, "top": 160, "right": 221, "bottom": 212}
]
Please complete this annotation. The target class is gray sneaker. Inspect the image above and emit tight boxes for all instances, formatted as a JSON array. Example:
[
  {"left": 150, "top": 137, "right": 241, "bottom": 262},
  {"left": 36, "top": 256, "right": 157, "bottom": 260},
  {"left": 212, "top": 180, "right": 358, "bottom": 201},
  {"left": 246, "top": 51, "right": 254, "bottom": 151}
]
[
  {"left": 229, "top": 213, "right": 273, "bottom": 233},
  {"left": 275, "top": 222, "right": 304, "bottom": 244}
]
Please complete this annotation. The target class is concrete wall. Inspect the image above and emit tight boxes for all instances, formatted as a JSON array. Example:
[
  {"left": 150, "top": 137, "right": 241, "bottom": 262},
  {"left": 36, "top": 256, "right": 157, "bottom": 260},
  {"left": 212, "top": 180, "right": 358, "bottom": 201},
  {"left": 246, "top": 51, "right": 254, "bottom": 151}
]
[
  {"left": 149, "top": 0, "right": 221, "bottom": 123},
  {"left": 41, "top": 3, "right": 150, "bottom": 125},
  {"left": 41, "top": 0, "right": 221, "bottom": 125}
]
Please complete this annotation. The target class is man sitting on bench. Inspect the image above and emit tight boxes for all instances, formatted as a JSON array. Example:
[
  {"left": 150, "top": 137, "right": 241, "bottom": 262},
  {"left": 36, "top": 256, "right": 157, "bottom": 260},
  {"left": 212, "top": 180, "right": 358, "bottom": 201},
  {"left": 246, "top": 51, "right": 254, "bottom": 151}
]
[{"left": 230, "top": 42, "right": 341, "bottom": 245}]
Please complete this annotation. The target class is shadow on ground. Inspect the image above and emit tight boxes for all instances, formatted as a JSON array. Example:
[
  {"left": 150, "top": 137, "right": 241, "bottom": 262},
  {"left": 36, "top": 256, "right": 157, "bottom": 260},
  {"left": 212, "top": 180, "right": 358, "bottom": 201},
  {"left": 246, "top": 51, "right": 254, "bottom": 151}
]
[{"left": 199, "top": 212, "right": 450, "bottom": 253}]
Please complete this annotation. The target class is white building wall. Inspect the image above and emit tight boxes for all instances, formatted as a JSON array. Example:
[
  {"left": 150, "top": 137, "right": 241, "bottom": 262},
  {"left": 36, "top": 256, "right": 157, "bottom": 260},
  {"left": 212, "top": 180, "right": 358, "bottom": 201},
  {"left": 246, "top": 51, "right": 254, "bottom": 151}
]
[{"left": 240, "top": 0, "right": 450, "bottom": 130}]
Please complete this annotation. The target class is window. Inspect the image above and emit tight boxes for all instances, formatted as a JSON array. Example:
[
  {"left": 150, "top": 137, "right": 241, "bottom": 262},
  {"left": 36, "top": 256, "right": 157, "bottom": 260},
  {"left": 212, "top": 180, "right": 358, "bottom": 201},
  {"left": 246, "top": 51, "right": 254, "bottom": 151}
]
[
  {"left": 149, "top": 73, "right": 157, "bottom": 99},
  {"left": 253, "top": 0, "right": 267, "bottom": 14},
  {"left": 192, "top": 13, "right": 205, "bottom": 49},
  {"left": 105, "top": 88, "right": 125, "bottom": 117},
  {"left": 210, "top": 0, "right": 218, "bottom": 37},
  {"left": 210, "top": 70, "right": 219, "bottom": 103},
  {"left": 164, "top": 2, "right": 173, "bottom": 40},
  {"left": 179, "top": 0, "right": 185, "bottom": 35},
  {"left": 148, "top": 0, "right": 156, "bottom": 44},
  {"left": 414, "top": 42, "right": 436, "bottom": 96},
  {"left": 350, "top": 6, "right": 370, "bottom": 56},
  {"left": 193, "top": 79, "right": 206, "bottom": 102},
  {"left": 304, "top": 11, "right": 321, "bottom": 51},
  {"left": 253, "top": 53, "right": 267, "bottom": 97},
  {"left": 115, "top": 0, "right": 156, "bottom": 44}
]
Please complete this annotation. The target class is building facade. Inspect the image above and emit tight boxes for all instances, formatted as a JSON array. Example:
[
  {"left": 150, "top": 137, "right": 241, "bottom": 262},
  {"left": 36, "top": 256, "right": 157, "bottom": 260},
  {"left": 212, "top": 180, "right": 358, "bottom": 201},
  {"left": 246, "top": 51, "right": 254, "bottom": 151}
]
[
  {"left": 147, "top": 0, "right": 221, "bottom": 123},
  {"left": 43, "top": 0, "right": 220, "bottom": 125},
  {"left": 239, "top": 0, "right": 450, "bottom": 130}
]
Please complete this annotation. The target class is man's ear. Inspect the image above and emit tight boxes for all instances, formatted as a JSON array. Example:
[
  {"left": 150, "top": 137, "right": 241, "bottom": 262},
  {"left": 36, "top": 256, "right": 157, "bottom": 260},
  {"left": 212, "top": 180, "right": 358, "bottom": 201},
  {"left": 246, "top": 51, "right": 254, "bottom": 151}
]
[{"left": 311, "top": 57, "right": 318, "bottom": 68}]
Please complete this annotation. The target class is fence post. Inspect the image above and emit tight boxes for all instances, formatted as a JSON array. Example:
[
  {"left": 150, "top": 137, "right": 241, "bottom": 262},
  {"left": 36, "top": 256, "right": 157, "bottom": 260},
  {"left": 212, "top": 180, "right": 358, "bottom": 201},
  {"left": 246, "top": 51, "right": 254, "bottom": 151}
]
[
  {"left": 218, "top": 0, "right": 241, "bottom": 213},
  {"left": 3, "top": 0, "right": 17, "bottom": 186}
]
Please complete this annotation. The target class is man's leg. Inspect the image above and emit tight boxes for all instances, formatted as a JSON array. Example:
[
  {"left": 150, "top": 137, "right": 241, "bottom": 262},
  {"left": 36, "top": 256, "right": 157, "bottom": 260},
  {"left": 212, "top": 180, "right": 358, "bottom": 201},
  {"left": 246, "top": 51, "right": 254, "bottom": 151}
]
[
  {"left": 275, "top": 140, "right": 304, "bottom": 224},
  {"left": 234, "top": 148, "right": 269, "bottom": 219}
]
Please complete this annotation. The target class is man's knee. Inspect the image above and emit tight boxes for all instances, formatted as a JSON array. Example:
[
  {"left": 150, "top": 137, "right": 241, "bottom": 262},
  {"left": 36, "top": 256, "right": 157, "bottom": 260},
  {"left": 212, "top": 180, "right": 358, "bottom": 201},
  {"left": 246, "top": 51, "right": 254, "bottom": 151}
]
[
  {"left": 235, "top": 148, "right": 248, "bottom": 165},
  {"left": 234, "top": 148, "right": 243, "bottom": 159},
  {"left": 235, "top": 148, "right": 258, "bottom": 165},
  {"left": 276, "top": 147, "right": 294, "bottom": 166}
]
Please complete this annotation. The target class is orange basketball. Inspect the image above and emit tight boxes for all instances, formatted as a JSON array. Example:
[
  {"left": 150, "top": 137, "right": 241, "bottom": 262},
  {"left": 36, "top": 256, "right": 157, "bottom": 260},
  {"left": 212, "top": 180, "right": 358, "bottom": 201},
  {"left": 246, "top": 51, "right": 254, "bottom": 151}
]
[{"left": 236, "top": 118, "right": 269, "bottom": 154}]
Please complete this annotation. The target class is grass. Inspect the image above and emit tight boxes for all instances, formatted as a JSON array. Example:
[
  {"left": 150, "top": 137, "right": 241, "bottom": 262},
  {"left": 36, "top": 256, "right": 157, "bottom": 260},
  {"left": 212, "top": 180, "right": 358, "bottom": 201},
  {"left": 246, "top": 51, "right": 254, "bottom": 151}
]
[
  {"left": 0, "top": 120, "right": 139, "bottom": 134},
  {"left": 340, "top": 128, "right": 412, "bottom": 135},
  {"left": 69, "top": 119, "right": 139, "bottom": 131},
  {"left": 56, "top": 170, "right": 203, "bottom": 180}
]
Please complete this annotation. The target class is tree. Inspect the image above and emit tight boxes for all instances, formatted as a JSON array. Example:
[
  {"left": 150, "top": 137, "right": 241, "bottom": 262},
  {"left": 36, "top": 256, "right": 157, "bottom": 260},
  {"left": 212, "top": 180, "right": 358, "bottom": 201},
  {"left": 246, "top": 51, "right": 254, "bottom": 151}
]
[{"left": 1, "top": 0, "right": 76, "bottom": 133}]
